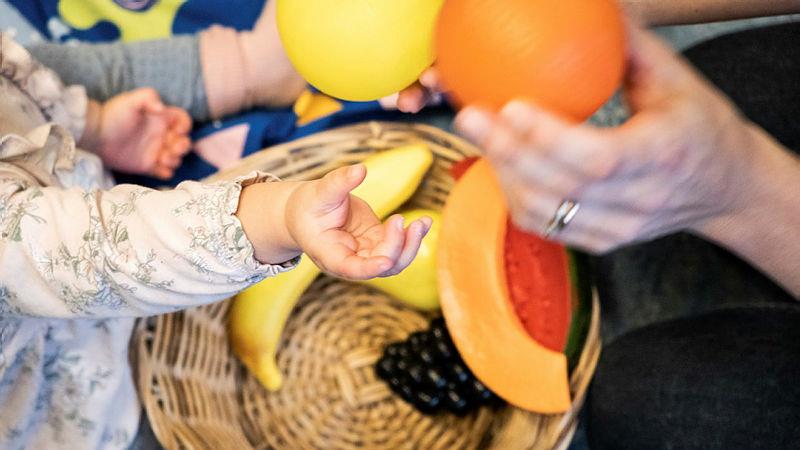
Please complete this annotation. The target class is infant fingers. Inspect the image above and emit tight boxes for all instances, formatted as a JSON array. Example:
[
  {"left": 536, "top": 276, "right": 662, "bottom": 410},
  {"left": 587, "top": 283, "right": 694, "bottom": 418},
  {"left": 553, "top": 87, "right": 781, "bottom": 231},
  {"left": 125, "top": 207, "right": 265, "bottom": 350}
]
[
  {"left": 368, "top": 215, "right": 406, "bottom": 262},
  {"left": 131, "top": 88, "right": 165, "bottom": 115},
  {"left": 166, "top": 107, "right": 192, "bottom": 135},
  {"left": 170, "top": 135, "right": 192, "bottom": 156},
  {"left": 394, "top": 68, "right": 443, "bottom": 114},
  {"left": 379, "top": 217, "right": 432, "bottom": 277},
  {"left": 152, "top": 165, "right": 174, "bottom": 180},
  {"left": 159, "top": 150, "right": 183, "bottom": 169},
  {"left": 326, "top": 245, "right": 394, "bottom": 281},
  {"left": 396, "top": 82, "right": 428, "bottom": 114},
  {"left": 419, "top": 68, "right": 442, "bottom": 92},
  {"left": 346, "top": 256, "right": 395, "bottom": 280}
]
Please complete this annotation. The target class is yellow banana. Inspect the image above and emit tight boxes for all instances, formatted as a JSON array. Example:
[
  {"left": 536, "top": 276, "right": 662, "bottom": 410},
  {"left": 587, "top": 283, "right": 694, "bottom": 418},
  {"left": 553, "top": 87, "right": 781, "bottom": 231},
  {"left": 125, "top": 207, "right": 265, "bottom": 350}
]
[
  {"left": 359, "top": 208, "right": 441, "bottom": 311},
  {"left": 229, "top": 144, "right": 434, "bottom": 391}
]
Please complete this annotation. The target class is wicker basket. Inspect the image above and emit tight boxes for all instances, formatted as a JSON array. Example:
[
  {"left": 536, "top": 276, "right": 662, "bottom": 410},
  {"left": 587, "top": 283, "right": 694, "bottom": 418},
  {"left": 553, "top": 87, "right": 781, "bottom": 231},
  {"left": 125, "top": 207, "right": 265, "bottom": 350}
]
[{"left": 132, "top": 121, "right": 601, "bottom": 450}]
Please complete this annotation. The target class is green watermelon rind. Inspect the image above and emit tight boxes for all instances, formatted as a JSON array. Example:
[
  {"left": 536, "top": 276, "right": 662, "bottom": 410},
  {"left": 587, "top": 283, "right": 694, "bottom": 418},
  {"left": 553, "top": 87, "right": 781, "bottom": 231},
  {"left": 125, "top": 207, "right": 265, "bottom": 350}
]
[{"left": 564, "top": 250, "right": 593, "bottom": 372}]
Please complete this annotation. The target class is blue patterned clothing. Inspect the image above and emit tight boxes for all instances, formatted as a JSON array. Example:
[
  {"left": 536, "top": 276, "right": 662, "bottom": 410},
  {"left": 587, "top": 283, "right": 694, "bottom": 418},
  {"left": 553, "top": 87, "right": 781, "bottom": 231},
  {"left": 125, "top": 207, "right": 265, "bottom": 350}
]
[{"left": 2, "top": 0, "right": 411, "bottom": 188}]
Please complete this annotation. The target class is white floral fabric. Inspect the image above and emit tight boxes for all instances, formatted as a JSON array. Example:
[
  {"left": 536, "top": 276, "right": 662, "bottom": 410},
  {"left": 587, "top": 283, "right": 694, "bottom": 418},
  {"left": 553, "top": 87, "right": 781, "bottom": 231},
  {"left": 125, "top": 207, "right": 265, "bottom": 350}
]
[{"left": 0, "top": 33, "right": 295, "bottom": 449}]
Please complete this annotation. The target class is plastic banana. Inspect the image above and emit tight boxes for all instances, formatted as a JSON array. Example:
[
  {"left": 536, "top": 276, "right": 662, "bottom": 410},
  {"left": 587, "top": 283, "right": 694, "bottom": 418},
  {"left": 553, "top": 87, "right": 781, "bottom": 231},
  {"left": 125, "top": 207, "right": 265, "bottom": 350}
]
[{"left": 228, "top": 144, "right": 434, "bottom": 391}]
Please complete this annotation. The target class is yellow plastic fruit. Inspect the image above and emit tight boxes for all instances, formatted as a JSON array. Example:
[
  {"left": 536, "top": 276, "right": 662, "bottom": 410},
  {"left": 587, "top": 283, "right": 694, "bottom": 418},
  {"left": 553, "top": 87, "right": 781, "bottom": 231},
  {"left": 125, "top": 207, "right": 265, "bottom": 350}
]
[
  {"left": 276, "top": 0, "right": 444, "bottom": 101},
  {"left": 229, "top": 145, "right": 434, "bottom": 391},
  {"left": 360, "top": 208, "right": 441, "bottom": 311},
  {"left": 228, "top": 256, "right": 318, "bottom": 391},
  {"left": 349, "top": 145, "right": 434, "bottom": 218}
]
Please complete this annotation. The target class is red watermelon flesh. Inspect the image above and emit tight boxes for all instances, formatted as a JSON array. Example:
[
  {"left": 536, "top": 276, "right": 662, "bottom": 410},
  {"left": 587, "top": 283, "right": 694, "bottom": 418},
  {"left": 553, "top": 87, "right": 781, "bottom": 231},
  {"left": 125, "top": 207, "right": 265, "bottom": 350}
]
[
  {"left": 450, "top": 157, "right": 573, "bottom": 352},
  {"left": 504, "top": 219, "right": 572, "bottom": 352}
]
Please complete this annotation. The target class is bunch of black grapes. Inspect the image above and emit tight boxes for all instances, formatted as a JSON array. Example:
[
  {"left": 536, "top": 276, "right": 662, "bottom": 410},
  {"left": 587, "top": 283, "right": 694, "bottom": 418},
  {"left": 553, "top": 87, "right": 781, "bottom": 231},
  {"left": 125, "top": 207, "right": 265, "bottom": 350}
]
[{"left": 375, "top": 317, "right": 503, "bottom": 415}]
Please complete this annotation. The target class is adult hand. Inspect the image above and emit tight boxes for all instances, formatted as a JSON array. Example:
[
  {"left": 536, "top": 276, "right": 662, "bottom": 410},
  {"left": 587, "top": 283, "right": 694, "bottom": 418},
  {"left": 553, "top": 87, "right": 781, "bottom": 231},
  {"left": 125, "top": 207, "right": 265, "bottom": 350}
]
[{"left": 454, "top": 25, "right": 759, "bottom": 253}]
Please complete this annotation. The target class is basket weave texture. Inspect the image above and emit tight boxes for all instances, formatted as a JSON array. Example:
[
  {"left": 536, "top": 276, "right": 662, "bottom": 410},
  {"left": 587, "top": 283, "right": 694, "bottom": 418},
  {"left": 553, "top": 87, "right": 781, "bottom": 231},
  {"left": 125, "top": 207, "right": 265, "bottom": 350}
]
[{"left": 132, "top": 122, "right": 601, "bottom": 450}]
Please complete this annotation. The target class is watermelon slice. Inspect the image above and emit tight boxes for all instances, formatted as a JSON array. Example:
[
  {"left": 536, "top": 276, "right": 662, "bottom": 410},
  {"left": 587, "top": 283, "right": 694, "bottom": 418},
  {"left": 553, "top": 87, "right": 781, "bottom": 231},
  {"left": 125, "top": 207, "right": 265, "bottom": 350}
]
[{"left": 449, "top": 157, "right": 590, "bottom": 365}]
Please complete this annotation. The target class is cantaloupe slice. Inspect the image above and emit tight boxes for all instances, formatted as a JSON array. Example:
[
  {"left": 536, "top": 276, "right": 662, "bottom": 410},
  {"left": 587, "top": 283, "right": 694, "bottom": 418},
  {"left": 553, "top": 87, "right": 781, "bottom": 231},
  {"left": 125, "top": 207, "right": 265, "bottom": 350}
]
[{"left": 438, "top": 158, "right": 571, "bottom": 413}]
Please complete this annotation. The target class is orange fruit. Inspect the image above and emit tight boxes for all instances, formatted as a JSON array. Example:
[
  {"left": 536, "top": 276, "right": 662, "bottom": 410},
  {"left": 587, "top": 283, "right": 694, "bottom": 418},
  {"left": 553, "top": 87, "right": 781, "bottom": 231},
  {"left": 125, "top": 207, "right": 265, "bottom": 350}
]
[{"left": 435, "top": 0, "right": 626, "bottom": 121}]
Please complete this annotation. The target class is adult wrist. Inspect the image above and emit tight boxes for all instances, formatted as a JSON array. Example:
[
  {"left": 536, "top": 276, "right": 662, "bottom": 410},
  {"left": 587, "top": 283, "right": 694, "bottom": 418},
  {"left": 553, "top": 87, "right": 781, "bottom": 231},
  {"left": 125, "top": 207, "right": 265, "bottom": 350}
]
[
  {"left": 691, "top": 124, "right": 800, "bottom": 296},
  {"left": 692, "top": 124, "right": 773, "bottom": 239},
  {"left": 620, "top": 0, "right": 800, "bottom": 27}
]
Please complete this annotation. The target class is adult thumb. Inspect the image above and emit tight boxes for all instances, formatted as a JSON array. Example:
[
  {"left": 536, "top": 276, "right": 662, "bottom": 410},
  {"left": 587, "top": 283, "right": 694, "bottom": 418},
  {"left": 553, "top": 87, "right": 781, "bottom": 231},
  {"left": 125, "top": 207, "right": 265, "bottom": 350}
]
[{"left": 622, "top": 23, "right": 699, "bottom": 111}]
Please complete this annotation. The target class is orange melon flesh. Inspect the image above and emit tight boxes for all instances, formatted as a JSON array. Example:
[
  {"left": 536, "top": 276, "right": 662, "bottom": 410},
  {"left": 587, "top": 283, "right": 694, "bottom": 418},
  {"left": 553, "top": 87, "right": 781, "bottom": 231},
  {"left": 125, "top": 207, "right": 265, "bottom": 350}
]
[{"left": 438, "top": 159, "right": 571, "bottom": 413}]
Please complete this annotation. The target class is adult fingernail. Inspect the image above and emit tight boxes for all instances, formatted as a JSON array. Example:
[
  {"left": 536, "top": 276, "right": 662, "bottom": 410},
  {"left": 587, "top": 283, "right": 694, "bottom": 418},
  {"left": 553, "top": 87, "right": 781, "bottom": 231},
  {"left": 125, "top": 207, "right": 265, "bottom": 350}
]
[
  {"left": 501, "top": 101, "right": 526, "bottom": 119},
  {"left": 502, "top": 100, "right": 532, "bottom": 115},
  {"left": 395, "top": 216, "right": 405, "bottom": 230},
  {"left": 501, "top": 100, "right": 538, "bottom": 131},
  {"left": 456, "top": 107, "right": 491, "bottom": 143}
]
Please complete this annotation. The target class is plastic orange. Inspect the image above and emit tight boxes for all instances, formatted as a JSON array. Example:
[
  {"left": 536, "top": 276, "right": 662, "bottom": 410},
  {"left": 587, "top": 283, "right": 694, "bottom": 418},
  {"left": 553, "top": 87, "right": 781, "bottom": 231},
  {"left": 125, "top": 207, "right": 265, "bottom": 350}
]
[{"left": 435, "top": 0, "right": 626, "bottom": 121}]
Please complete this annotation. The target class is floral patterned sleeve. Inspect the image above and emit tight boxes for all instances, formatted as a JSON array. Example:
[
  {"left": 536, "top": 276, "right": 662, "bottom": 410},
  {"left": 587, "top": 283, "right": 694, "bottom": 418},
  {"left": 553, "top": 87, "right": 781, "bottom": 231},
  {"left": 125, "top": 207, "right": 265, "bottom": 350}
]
[
  {"left": 0, "top": 33, "right": 88, "bottom": 140},
  {"left": 0, "top": 171, "right": 296, "bottom": 318},
  {"left": 0, "top": 32, "right": 297, "bottom": 319}
]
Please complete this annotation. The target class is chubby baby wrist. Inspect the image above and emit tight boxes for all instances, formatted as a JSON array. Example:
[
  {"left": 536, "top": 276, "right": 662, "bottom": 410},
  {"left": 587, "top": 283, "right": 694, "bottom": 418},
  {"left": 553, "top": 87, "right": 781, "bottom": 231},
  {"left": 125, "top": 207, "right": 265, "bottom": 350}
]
[
  {"left": 237, "top": 180, "right": 304, "bottom": 264},
  {"left": 77, "top": 99, "right": 104, "bottom": 153}
]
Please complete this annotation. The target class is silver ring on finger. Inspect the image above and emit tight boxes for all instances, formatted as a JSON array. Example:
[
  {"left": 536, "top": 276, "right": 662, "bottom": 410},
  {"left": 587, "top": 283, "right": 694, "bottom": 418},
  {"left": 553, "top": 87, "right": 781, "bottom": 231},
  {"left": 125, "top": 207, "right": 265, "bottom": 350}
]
[{"left": 543, "top": 199, "right": 581, "bottom": 239}]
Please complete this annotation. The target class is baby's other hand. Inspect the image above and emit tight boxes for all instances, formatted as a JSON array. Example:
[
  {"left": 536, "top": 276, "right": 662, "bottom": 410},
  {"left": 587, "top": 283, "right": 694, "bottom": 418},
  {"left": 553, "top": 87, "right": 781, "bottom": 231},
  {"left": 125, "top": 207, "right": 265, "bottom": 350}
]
[
  {"left": 287, "top": 165, "right": 433, "bottom": 280},
  {"left": 382, "top": 68, "right": 443, "bottom": 114},
  {"left": 90, "top": 88, "right": 192, "bottom": 179}
]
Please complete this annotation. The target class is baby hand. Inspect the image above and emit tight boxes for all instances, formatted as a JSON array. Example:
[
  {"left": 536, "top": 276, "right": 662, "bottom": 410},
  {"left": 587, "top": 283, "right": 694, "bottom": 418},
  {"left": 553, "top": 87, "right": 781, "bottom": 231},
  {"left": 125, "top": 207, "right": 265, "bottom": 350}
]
[
  {"left": 382, "top": 68, "right": 443, "bottom": 113},
  {"left": 287, "top": 165, "right": 433, "bottom": 280},
  {"left": 85, "top": 88, "right": 192, "bottom": 179},
  {"left": 237, "top": 165, "right": 433, "bottom": 281}
]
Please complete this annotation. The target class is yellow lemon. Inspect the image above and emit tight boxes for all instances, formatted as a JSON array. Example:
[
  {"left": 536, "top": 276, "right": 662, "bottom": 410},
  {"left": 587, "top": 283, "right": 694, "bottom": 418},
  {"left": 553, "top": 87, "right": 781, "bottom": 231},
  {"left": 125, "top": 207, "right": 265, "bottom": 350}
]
[{"left": 277, "top": 0, "right": 444, "bottom": 101}]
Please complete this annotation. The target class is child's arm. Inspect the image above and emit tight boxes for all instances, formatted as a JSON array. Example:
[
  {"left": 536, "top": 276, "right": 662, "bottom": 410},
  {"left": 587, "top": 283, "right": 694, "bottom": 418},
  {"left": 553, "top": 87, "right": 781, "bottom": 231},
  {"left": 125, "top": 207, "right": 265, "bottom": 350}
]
[
  {"left": 0, "top": 170, "right": 293, "bottom": 317},
  {"left": 28, "top": 0, "right": 304, "bottom": 122},
  {"left": 0, "top": 28, "right": 267, "bottom": 317},
  {"left": 197, "top": 0, "right": 306, "bottom": 118},
  {"left": 0, "top": 33, "right": 426, "bottom": 318},
  {"left": 236, "top": 165, "right": 431, "bottom": 278},
  {"left": 28, "top": 36, "right": 212, "bottom": 122},
  {"left": 0, "top": 166, "right": 428, "bottom": 318}
]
